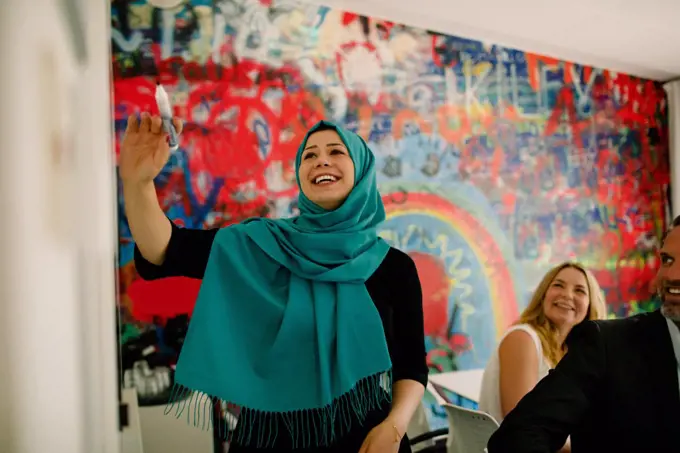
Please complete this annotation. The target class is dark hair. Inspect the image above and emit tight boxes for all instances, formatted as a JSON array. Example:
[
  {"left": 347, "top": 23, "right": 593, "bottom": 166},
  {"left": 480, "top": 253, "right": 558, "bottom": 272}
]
[
  {"left": 661, "top": 215, "right": 680, "bottom": 247},
  {"left": 309, "top": 123, "right": 336, "bottom": 133}
]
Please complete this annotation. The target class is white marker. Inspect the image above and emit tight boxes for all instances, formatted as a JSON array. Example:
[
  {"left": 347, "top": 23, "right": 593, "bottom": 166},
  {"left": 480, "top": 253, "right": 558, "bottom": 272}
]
[{"left": 155, "top": 82, "right": 179, "bottom": 151}]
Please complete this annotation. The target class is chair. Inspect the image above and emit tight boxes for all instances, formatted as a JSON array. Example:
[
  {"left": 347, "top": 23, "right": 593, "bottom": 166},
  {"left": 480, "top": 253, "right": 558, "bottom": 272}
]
[
  {"left": 408, "top": 385, "right": 449, "bottom": 452},
  {"left": 441, "top": 403, "right": 499, "bottom": 453},
  {"left": 409, "top": 428, "right": 449, "bottom": 453}
]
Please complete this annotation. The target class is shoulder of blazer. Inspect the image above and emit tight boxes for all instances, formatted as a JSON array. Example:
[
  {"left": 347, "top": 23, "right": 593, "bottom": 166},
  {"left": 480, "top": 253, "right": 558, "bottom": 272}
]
[{"left": 592, "top": 309, "right": 664, "bottom": 341}]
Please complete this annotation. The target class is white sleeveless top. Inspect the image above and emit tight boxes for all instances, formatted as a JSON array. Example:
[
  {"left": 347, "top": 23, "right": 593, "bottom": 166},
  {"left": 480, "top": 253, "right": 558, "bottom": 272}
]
[{"left": 478, "top": 324, "right": 551, "bottom": 423}]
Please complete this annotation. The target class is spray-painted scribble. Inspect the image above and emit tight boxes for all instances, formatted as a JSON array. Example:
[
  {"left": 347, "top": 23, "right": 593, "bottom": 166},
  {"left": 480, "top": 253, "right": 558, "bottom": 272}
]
[{"left": 112, "top": 0, "right": 669, "bottom": 431}]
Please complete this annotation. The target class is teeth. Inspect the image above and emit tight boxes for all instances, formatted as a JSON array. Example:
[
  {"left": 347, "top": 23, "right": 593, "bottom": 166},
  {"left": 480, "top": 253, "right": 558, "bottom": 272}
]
[
  {"left": 315, "top": 175, "right": 337, "bottom": 184},
  {"left": 555, "top": 302, "right": 573, "bottom": 310},
  {"left": 668, "top": 288, "right": 680, "bottom": 294}
]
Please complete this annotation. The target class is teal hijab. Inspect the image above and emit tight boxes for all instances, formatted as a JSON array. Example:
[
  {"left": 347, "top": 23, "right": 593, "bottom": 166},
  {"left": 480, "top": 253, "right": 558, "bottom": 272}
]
[{"left": 166, "top": 121, "right": 392, "bottom": 447}]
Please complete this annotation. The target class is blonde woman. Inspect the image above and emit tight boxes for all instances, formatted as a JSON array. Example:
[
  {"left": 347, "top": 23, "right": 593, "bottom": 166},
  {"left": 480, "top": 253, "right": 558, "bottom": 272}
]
[{"left": 479, "top": 262, "right": 607, "bottom": 451}]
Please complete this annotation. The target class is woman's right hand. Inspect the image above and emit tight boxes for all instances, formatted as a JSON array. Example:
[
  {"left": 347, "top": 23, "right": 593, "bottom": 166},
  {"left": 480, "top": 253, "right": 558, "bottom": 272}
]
[{"left": 119, "top": 112, "right": 183, "bottom": 185}]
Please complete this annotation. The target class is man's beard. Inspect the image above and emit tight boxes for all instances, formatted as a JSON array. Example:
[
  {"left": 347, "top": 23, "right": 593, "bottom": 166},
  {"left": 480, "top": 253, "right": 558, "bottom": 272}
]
[
  {"left": 660, "top": 297, "right": 680, "bottom": 321},
  {"left": 661, "top": 305, "right": 680, "bottom": 321}
]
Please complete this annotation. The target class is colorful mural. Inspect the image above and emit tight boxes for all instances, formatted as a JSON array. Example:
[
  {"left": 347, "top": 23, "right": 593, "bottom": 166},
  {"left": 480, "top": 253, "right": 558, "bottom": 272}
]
[{"left": 112, "top": 0, "right": 670, "bottom": 430}]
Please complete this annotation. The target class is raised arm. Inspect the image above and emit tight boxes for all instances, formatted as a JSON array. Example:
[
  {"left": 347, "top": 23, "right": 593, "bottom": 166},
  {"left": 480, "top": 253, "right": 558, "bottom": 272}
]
[
  {"left": 119, "top": 112, "right": 182, "bottom": 265},
  {"left": 134, "top": 221, "right": 218, "bottom": 280},
  {"left": 124, "top": 181, "right": 172, "bottom": 265},
  {"left": 487, "top": 321, "right": 606, "bottom": 453}
]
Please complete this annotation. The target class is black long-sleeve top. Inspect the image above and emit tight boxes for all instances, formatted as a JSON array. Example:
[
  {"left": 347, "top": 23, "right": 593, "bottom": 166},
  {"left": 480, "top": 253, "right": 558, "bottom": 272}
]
[{"left": 134, "top": 221, "right": 428, "bottom": 453}]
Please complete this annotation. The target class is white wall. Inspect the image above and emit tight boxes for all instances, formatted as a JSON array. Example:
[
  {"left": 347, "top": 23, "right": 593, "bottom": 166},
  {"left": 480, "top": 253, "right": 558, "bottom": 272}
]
[
  {"left": 0, "top": 0, "right": 119, "bottom": 452},
  {"left": 665, "top": 80, "right": 680, "bottom": 218}
]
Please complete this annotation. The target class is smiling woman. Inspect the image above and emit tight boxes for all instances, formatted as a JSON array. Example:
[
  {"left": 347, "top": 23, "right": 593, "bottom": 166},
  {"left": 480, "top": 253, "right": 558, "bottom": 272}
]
[
  {"left": 298, "top": 126, "right": 356, "bottom": 210},
  {"left": 477, "top": 261, "right": 607, "bottom": 452},
  {"left": 120, "top": 117, "right": 428, "bottom": 453}
]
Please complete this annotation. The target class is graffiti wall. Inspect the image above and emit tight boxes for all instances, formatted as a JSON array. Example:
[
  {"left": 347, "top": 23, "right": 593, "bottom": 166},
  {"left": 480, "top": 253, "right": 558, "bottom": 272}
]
[{"left": 112, "top": 0, "right": 669, "bottom": 430}]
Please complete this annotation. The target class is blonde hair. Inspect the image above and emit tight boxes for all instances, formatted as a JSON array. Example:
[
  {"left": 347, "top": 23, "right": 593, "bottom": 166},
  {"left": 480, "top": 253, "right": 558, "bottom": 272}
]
[{"left": 516, "top": 262, "right": 607, "bottom": 367}]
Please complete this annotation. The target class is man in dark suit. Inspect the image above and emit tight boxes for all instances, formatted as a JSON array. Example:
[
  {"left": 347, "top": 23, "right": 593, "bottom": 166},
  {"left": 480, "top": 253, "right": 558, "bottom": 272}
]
[{"left": 487, "top": 216, "right": 680, "bottom": 453}]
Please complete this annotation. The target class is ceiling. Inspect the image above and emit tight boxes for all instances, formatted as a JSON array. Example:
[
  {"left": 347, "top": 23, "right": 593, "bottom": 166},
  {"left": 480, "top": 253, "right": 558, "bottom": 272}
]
[{"left": 309, "top": 0, "right": 680, "bottom": 82}]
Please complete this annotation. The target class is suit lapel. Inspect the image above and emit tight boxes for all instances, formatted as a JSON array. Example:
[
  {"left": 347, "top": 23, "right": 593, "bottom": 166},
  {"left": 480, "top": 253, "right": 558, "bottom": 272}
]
[{"left": 640, "top": 311, "right": 680, "bottom": 428}]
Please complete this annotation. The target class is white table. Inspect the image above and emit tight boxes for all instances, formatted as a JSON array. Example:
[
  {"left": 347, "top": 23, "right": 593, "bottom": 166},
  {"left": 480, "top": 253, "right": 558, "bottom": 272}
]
[{"left": 428, "top": 368, "right": 485, "bottom": 403}]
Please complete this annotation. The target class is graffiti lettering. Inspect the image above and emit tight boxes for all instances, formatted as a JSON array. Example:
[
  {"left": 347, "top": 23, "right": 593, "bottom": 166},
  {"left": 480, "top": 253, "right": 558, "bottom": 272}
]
[{"left": 113, "top": 2, "right": 668, "bottom": 426}]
